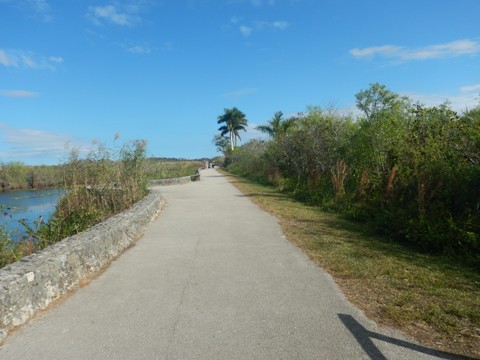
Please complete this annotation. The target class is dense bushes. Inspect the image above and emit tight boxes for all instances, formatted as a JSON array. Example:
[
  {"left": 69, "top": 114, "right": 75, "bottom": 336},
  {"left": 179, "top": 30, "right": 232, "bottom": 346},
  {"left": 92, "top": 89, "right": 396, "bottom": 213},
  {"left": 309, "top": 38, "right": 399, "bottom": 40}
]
[
  {"left": 227, "top": 84, "right": 480, "bottom": 263},
  {"left": 227, "top": 140, "right": 271, "bottom": 183}
]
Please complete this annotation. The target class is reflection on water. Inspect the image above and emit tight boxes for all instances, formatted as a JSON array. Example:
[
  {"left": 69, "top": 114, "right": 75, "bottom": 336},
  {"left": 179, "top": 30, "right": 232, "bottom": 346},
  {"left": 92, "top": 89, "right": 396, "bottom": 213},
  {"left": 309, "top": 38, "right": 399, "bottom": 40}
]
[{"left": 0, "top": 189, "right": 64, "bottom": 242}]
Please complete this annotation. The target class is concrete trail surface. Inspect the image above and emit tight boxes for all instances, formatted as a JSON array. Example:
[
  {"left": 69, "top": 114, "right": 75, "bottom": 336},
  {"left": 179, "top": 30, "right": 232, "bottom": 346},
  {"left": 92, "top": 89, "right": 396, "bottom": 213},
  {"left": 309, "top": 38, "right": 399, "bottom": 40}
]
[{"left": 0, "top": 169, "right": 464, "bottom": 360}]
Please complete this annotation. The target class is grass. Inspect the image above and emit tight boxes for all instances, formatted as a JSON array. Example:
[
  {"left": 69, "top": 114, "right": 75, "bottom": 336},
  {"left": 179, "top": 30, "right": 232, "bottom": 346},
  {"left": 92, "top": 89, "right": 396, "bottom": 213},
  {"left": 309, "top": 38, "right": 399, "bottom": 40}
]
[
  {"left": 145, "top": 160, "right": 203, "bottom": 180},
  {"left": 222, "top": 171, "right": 480, "bottom": 359}
]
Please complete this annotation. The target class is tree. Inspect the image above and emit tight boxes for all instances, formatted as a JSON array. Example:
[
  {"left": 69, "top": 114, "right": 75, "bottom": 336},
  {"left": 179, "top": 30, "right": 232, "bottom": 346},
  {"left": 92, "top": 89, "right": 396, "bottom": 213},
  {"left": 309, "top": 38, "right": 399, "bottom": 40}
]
[
  {"left": 217, "top": 107, "right": 248, "bottom": 150},
  {"left": 212, "top": 134, "right": 230, "bottom": 154},
  {"left": 256, "top": 111, "right": 296, "bottom": 140},
  {"left": 355, "top": 82, "right": 409, "bottom": 122},
  {"left": 459, "top": 105, "right": 480, "bottom": 165},
  {"left": 349, "top": 84, "right": 412, "bottom": 198}
]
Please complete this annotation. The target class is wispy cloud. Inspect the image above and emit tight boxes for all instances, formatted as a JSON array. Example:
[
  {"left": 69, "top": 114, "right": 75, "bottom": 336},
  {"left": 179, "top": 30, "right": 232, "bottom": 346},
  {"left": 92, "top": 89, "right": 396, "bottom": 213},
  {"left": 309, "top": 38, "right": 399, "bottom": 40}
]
[
  {"left": 0, "top": 49, "right": 63, "bottom": 70},
  {"left": 27, "top": 0, "right": 51, "bottom": 15},
  {"left": 0, "top": 49, "right": 16, "bottom": 67},
  {"left": 120, "top": 40, "right": 173, "bottom": 54},
  {"left": 350, "top": 39, "right": 480, "bottom": 62},
  {"left": 1, "top": 0, "right": 52, "bottom": 21},
  {"left": 460, "top": 84, "right": 480, "bottom": 94},
  {"left": 254, "top": 20, "right": 289, "bottom": 30},
  {"left": 0, "top": 124, "right": 92, "bottom": 164},
  {"left": 124, "top": 45, "right": 152, "bottom": 54},
  {"left": 0, "top": 90, "right": 38, "bottom": 97},
  {"left": 230, "top": 16, "right": 242, "bottom": 24},
  {"left": 405, "top": 84, "right": 480, "bottom": 113},
  {"left": 239, "top": 25, "right": 253, "bottom": 37},
  {"left": 87, "top": 4, "right": 141, "bottom": 27},
  {"left": 238, "top": 20, "right": 290, "bottom": 37},
  {"left": 162, "top": 42, "right": 174, "bottom": 51},
  {"left": 251, "top": 0, "right": 275, "bottom": 6},
  {"left": 272, "top": 21, "right": 289, "bottom": 30},
  {"left": 223, "top": 87, "right": 257, "bottom": 99},
  {"left": 243, "top": 122, "right": 268, "bottom": 142},
  {"left": 350, "top": 45, "right": 403, "bottom": 58},
  {"left": 49, "top": 56, "right": 64, "bottom": 64}
]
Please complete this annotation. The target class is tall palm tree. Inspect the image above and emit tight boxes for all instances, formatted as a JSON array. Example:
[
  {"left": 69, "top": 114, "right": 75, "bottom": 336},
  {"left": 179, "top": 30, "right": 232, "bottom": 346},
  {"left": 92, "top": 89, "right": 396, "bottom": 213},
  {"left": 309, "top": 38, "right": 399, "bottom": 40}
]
[
  {"left": 217, "top": 107, "right": 248, "bottom": 150},
  {"left": 256, "top": 111, "right": 296, "bottom": 140}
]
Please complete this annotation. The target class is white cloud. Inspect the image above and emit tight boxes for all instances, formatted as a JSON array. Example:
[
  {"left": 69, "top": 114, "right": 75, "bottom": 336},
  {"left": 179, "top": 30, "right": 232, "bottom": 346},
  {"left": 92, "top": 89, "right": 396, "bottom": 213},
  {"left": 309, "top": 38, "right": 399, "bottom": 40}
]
[
  {"left": 272, "top": 21, "right": 289, "bottom": 30},
  {"left": 49, "top": 56, "right": 64, "bottom": 63},
  {"left": 1, "top": 0, "right": 52, "bottom": 21},
  {"left": 87, "top": 5, "right": 140, "bottom": 27},
  {"left": 0, "top": 49, "right": 63, "bottom": 70},
  {"left": 350, "top": 45, "right": 403, "bottom": 58},
  {"left": 125, "top": 45, "right": 151, "bottom": 54},
  {"left": 0, "top": 49, "right": 18, "bottom": 67},
  {"left": 403, "top": 39, "right": 480, "bottom": 60},
  {"left": 26, "top": 0, "right": 50, "bottom": 14},
  {"left": 350, "top": 39, "right": 480, "bottom": 62},
  {"left": 238, "top": 20, "right": 289, "bottom": 36},
  {"left": 21, "top": 54, "right": 37, "bottom": 68},
  {"left": 251, "top": 0, "right": 275, "bottom": 6},
  {"left": 243, "top": 122, "right": 268, "bottom": 142},
  {"left": 239, "top": 25, "right": 253, "bottom": 37},
  {"left": 223, "top": 87, "right": 257, "bottom": 99},
  {"left": 405, "top": 85, "right": 480, "bottom": 113},
  {"left": 230, "top": 16, "right": 242, "bottom": 24},
  {"left": 0, "top": 125, "right": 92, "bottom": 164},
  {"left": 0, "top": 90, "right": 38, "bottom": 97},
  {"left": 460, "top": 84, "right": 480, "bottom": 94}
]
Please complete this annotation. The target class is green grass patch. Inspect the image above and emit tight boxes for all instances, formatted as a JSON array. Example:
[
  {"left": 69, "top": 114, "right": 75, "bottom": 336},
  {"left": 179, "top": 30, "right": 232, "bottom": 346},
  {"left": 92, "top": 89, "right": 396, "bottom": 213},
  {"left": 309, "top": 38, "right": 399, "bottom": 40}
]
[{"left": 223, "top": 171, "right": 480, "bottom": 359}]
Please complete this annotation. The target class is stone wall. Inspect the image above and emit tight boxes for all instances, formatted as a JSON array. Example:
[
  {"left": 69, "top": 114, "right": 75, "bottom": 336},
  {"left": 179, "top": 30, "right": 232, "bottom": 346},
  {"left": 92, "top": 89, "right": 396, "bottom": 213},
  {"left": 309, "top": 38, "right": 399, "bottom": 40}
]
[{"left": 0, "top": 190, "right": 164, "bottom": 341}]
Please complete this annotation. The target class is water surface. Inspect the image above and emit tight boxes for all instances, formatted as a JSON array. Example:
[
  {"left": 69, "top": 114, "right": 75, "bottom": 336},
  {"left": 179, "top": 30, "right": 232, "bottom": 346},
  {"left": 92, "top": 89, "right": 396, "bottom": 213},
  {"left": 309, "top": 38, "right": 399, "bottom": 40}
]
[{"left": 0, "top": 189, "right": 64, "bottom": 242}]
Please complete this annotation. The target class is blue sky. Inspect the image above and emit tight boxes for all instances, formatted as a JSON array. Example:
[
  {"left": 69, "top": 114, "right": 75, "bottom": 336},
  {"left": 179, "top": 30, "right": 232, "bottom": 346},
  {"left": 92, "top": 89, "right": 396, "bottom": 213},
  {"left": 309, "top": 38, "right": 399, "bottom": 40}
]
[{"left": 1, "top": 0, "right": 479, "bottom": 165}]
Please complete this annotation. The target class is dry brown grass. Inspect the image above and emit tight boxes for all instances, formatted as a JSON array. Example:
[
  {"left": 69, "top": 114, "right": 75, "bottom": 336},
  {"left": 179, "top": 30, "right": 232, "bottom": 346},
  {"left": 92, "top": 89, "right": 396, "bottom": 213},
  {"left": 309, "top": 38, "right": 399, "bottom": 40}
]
[
  {"left": 145, "top": 160, "right": 203, "bottom": 180},
  {"left": 223, "top": 171, "right": 480, "bottom": 359}
]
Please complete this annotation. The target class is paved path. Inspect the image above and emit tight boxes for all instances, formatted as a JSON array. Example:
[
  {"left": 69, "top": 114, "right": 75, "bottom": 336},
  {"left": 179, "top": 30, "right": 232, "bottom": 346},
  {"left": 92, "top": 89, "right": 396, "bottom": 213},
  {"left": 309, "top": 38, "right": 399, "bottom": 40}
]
[{"left": 0, "top": 169, "right": 464, "bottom": 359}]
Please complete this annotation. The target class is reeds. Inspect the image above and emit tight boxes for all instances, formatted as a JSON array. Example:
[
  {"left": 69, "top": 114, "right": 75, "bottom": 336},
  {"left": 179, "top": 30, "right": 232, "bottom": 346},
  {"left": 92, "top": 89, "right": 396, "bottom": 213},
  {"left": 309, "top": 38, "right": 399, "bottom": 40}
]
[
  {"left": 38, "top": 139, "right": 149, "bottom": 243},
  {"left": 0, "top": 139, "right": 149, "bottom": 267}
]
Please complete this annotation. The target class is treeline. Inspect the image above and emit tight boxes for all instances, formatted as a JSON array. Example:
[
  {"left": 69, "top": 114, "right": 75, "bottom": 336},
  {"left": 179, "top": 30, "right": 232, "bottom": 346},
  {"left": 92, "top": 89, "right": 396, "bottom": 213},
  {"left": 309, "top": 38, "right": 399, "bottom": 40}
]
[
  {"left": 227, "top": 83, "right": 480, "bottom": 263},
  {"left": 0, "top": 162, "right": 63, "bottom": 191},
  {"left": 0, "top": 158, "right": 204, "bottom": 192}
]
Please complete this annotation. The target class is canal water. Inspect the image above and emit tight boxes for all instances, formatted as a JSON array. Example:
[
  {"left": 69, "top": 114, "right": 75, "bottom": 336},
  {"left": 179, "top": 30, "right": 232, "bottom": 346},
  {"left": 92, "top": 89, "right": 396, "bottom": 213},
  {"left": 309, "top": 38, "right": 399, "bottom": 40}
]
[{"left": 0, "top": 189, "right": 64, "bottom": 242}]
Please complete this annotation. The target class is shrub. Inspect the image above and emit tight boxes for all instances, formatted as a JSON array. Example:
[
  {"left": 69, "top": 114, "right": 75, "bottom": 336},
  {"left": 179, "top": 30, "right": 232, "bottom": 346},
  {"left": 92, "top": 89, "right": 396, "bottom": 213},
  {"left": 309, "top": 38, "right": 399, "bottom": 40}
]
[
  {"left": 228, "top": 85, "right": 480, "bottom": 264},
  {"left": 36, "top": 140, "right": 149, "bottom": 244}
]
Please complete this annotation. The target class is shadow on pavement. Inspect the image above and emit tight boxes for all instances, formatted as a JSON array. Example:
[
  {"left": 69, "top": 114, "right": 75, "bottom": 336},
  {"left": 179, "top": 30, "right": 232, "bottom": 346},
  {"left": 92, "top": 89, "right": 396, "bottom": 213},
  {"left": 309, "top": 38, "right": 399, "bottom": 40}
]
[{"left": 338, "top": 314, "right": 474, "bottom": 360}]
